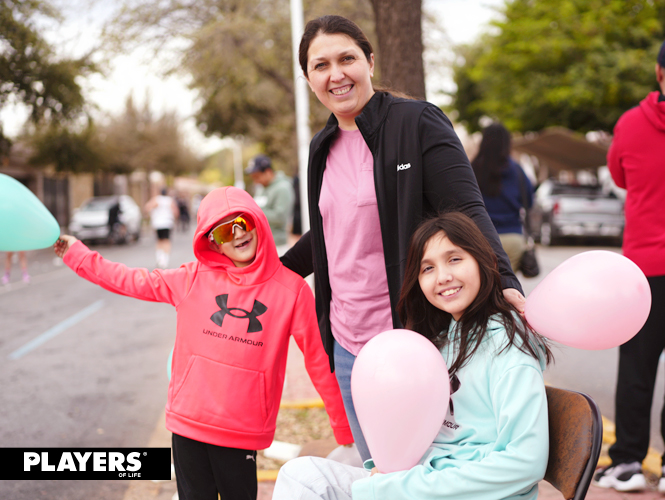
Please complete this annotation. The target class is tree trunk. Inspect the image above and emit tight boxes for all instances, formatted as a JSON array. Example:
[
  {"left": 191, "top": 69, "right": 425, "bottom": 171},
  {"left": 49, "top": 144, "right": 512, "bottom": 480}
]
[{"left": 370, "top": 0, "right": 426, "bottom": 99}]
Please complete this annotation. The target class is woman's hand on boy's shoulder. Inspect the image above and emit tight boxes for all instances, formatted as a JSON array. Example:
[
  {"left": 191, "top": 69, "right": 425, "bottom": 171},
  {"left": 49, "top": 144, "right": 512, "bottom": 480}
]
[
  {"left": 503, "top": 288, "right": 526, "bottom": 315},
  {"left": 54, "top": 235, "right": 78, "bottom": 259}
]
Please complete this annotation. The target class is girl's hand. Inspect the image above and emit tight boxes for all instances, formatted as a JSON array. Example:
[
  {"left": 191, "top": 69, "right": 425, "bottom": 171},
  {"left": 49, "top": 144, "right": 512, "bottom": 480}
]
[
  {"left": 503, "top": 288, "right": 526, "bottom": 315},
  {"left": 370, "top": 467, "right": 382, "bottom": 476},
  {"left": 54, "top": 235, "right": 78, "bottom": 259}
]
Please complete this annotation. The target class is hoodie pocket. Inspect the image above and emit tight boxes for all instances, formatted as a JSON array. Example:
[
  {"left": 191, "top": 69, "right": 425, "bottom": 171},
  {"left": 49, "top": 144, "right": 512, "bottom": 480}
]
[
  {"left": 171, "top": 355, "right": 268, "bottom": 432},
  {"left": 356, "top": 162, "right": 377, "bottom": 207}
]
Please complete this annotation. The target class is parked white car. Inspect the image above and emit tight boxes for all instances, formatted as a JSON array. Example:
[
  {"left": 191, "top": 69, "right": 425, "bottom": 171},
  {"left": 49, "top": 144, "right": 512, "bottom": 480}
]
[{"left": 69, "top": 195, "right": 142, "bottom": 244}]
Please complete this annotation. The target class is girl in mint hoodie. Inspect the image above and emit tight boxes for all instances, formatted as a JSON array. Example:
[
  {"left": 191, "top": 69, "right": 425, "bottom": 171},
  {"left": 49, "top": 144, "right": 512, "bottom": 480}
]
[
  {"left": 53, "top": 186, "right": 352, "bottom": 500},
  {"left": 272, "top": 212, "right": 553, "bottom": 500}
]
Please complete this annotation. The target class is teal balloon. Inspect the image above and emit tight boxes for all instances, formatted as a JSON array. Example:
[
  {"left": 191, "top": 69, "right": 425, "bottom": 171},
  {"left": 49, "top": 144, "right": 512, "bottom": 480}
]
[{"left": 0, "top": 173, "right": 60, "bottom": 251}]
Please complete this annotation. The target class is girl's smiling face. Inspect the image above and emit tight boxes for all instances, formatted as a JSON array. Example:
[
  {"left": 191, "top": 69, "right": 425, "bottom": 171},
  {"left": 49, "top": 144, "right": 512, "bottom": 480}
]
[
  {"left": 418, "top": 232, "right": 481, "bottom": 321},
  {"left": 305, "top": 33, "right": 375, "bottom": 130}
]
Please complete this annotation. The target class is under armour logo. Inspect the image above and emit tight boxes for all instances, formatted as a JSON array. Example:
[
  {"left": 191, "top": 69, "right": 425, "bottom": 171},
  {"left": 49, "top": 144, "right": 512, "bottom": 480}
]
[{"left": 210, "top": 294, "right": 267, "bottom": 333}]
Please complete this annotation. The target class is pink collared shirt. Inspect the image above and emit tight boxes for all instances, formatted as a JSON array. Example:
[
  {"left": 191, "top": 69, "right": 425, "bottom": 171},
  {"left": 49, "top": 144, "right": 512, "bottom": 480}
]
[{"left": 319, "top": 128, "right": 393, "bottom": 355}]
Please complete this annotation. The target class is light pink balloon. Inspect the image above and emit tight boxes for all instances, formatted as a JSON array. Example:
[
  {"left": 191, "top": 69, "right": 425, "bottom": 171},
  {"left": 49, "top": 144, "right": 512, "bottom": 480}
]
[
  {"left": 525, "top": 250, "right": 651, "bottom": 350},
  {"left": 351, "top": 329, "right": 449, "bottom": 472}
]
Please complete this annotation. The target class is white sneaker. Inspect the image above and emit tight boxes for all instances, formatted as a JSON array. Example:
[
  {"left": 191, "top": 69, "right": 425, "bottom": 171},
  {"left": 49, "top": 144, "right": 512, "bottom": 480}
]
[{"left": 593, "top": 462, "right": 647, "bottom": 492}]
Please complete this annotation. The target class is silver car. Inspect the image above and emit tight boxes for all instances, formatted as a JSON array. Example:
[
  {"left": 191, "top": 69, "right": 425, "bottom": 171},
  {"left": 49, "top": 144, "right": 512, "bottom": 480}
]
[
  {"left": 69, "top": 195, "right": 142, "bottom": 244},
  {"left": 530, "top": 180, "right": 624, "bottom": 246}
]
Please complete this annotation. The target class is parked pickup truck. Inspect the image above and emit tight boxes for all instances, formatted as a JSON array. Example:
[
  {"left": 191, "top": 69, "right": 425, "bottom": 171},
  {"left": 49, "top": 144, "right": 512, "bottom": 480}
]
[{"left": 529, "top": 180, "right": 624, "bottom": 246}]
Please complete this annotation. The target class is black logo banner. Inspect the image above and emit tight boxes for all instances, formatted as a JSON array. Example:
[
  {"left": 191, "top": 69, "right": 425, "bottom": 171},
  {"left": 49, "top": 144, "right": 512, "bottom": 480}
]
[
  {"left": 1, "top": 448, "right": 171, "bottom": 480},
  {"left": 210, "top": 294, "right": 267, "bottom": 333}
]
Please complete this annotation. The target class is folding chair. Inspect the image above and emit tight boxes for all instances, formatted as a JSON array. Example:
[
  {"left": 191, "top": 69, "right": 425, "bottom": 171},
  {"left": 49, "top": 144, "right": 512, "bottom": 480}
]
[{"left": 544, "top": 386, "right": 603, "bottom": 500}]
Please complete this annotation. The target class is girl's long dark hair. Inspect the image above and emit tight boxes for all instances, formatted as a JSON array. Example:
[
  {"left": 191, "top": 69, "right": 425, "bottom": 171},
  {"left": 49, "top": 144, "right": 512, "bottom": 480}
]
[
  {"left": 471, "top": 122, "right": 512, "bottom": 197},
  {"left": 397, "top": 212, "right": 553, "bottom": 376}
]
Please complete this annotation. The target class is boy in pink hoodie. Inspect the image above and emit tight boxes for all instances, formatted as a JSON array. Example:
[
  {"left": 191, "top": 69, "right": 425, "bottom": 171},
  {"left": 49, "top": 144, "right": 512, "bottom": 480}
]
[{"left": 54, "top": 186, "right": 352, "bottom": 500}]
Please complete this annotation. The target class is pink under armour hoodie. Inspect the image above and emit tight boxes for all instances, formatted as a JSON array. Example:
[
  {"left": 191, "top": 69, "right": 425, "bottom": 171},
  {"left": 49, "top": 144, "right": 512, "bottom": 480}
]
[{"left": 63, "top": 186, "right": 352, "bottom": 449}]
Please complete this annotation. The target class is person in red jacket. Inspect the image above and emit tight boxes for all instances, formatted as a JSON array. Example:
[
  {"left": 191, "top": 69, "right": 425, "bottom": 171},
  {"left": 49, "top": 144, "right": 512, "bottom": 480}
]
[
  {"left": 54, "top": 186, "right": 352, "bottom": 500},
  {"left": 593, "top": 40, "right": 665, "bottom": 493}
]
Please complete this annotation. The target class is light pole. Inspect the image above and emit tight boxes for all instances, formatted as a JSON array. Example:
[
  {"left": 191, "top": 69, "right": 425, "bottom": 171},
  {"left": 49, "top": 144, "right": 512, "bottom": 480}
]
[
  {"left": 290, "top": 0, "right": 310, "bottom": 233},
  {"left": 218, "top": 136, "right": 244, "bottom": 190}
]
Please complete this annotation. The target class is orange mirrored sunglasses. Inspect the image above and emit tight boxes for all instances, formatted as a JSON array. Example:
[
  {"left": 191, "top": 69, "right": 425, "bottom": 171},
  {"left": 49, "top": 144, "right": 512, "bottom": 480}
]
[{"left": 207, "top": 214, "right": 255, "bottom": 245}]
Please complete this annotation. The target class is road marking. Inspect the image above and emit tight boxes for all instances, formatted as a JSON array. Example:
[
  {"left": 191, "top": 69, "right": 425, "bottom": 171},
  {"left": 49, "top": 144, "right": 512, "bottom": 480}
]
[{"left": 8, "top": 300, "right": 105, "bottom": 360}]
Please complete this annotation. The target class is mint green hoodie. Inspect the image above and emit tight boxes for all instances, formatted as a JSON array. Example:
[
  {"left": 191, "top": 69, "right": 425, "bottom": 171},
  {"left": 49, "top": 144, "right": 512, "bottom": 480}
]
[{"left": 352, "top": 316, "right": 548, "bottom": 500}]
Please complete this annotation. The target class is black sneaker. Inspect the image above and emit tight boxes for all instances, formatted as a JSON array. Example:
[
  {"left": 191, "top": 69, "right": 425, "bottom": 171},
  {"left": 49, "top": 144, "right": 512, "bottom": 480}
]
[{"left": 593, "top": 462, "right": 647, "bottom": 491}]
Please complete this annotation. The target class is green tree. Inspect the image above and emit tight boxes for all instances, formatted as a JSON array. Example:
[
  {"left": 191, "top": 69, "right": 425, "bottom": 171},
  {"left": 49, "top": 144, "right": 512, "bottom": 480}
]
[
  {"left": 0, "top": 0, "right": 96, "bottom": 125},
  {"left": 103, "top": 0, "right": 376, "bottom": 171},
  {"left": 26, "top": 97, "right": 202, "bottom": 175},
  {"left": 27, "top": 121, "right": 104, "bottom": 173},
  {"left": 98, "top": 97, "right": 203, "bottom": 176},
  {"left": 451, "top": 0, "right": 665, "bottom": 133}
]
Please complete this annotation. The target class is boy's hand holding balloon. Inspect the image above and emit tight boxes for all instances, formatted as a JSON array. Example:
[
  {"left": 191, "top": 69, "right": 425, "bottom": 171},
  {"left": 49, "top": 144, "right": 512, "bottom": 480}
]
[
  {"left": 0, "top": 173, "right": 60, "bottom": 251},
  {"left": 54, "top": 235, "right": 78, "bottom": 259}
]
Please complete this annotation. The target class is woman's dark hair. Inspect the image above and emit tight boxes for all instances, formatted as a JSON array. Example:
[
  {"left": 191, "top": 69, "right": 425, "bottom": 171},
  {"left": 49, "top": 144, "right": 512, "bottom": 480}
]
[
  {"left": 299, "top": 15, "right": 373, "bottom": 78},
  {"left": 397, "top": 212, "right": 552, "bottom": 376},
  {"left": 471, "top": 122, "right": 512, "bottom": 197}
]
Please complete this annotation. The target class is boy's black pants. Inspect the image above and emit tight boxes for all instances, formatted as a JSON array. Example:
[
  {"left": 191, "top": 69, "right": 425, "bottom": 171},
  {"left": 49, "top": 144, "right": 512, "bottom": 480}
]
[
  {"left": 609, "top": 275, "right": 665, "bottom": 466},
  {"left": 172, "top": 433, "right": 257, "bottom": 500}
]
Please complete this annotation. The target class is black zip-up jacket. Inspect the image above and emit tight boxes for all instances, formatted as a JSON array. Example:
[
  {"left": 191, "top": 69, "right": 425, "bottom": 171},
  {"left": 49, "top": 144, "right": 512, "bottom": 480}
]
[{"left": 282, "top": 92, "right": 522, "bottom": 371}]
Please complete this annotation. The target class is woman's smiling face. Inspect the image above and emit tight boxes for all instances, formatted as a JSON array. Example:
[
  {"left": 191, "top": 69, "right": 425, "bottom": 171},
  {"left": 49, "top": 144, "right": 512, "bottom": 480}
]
[{"left": 305, "top": 33, "right": 375, "bottom": 130}]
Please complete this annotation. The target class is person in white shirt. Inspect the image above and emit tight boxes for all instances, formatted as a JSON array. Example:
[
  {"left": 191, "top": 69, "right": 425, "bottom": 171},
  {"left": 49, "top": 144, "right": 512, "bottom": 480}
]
[{"left": 145, "top": 188, "right": 179, "bottom": 268}]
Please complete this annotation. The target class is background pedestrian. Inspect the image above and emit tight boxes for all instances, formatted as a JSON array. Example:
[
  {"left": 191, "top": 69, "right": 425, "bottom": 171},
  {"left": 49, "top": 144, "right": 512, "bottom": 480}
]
[
  {"left": 471, "top": 122, "right": 534, "bottom": 272},
  {"left": 2, "top": 251, "right": 29, "bottom": 284},
  {"left": 245, "top": 154, "right": 295, "bottom": 255},
  {"left": 145, "top": 188, "right": 179, "bottom": 268},
  {"left": 593, "top": 39, "right": 665, "bottom": 493}
]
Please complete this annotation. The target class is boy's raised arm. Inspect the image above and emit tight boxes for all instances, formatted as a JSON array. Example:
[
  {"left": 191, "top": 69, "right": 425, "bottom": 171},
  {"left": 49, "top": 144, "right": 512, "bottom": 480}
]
[{"left": 57, "top": 238, "right": 190, "bottom": 306}]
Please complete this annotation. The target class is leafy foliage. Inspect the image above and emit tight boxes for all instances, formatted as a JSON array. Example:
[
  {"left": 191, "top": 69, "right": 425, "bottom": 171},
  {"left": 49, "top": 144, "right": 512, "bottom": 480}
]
[
  {"left": 27, "top": 121, "right": 103, "bottom": 173},
  {"left": 451, "top": 0, "right": 665, "bottom": 133},
  {"left": 103, "top": 0, "right": 375, "bottom": 172},
  {"left": 0, "top": 0, "right": 96, "bottom": 125},
  {"left": 26, "top": 97, "right": 202, "bottom": 175}
]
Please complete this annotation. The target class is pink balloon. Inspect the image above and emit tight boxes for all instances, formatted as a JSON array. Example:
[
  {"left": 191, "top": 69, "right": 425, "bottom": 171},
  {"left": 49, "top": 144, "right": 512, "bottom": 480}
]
[
  {"left": 351, "top": 329, "right": 449, "bottom": 472},
  {"left": 525, "top": 250, "right": 651, "bottom": 350}
]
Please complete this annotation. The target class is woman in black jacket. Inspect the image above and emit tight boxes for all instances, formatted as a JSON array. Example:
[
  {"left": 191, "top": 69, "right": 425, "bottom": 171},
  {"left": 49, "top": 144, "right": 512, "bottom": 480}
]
[{"left": 281, "top": 14, "right": 524, "bottom": 462}]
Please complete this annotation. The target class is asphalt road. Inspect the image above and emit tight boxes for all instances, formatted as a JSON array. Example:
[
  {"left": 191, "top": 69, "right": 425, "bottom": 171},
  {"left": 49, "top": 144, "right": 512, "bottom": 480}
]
[
  {"left": 1, "top": 227, "right": 195, "bottom": 499},
  {"left": 1, "top": 232, "right": 661, "bottom": 499}
]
